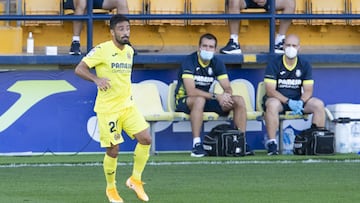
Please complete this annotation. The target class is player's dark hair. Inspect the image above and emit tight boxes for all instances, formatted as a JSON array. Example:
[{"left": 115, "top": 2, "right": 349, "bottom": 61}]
[
  {"left": 199, "top": 33, "right": 217, "bottom": 48},
  {"left": 109, "top": 14, "right": 130, "bottom": 29}
]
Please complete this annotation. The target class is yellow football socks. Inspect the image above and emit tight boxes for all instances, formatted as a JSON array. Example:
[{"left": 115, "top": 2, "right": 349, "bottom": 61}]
[
  {"left": 103, "top": 154, "right": 117, "bottom": 189},
  {"left": 132, "top": 143, "right": 150, "bottom": 180}
]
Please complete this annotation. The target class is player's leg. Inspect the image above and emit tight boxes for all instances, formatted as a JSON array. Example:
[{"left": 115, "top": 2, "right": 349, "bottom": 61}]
[
  {"left": 264, "top": 97, "right": 284, "bottom": 155},
  {"left": 69, "top": 0, "right": 86, "bottom": 55},
  {"left": 274, "top": 0, "right": 295, "bottom": 53},
  {"left": 98, "top": 112, "right": 124, "bottom": 203},
  {"left": 220, "top": 0, "right": 246, "bottom": 54},
  {"left": 187, "top": 96, "right": 207, "bottom": 157},
  {"left": 303, "top": 97, "right": 326, "bottom": 128},
  {"left": 229, "top": 95, "right": 255, "bottom": 155},
  {"left": 104, "top": 145, "right": 123, "bottom": 203},
  {"left": 122, "top": 106, "right": 151, "bottom": 202},
  {"left": 228, "top": 95, "right": 247, "bottom": 132}
]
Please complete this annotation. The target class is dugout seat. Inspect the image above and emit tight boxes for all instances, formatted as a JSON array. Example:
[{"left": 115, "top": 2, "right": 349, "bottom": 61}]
[
  {"left": 127, "top": 0, "right": 146, "bottom": 25},
  {"left": 132, "top": 82, "right": 174, "bottom": 155},
  {"left": 188, "top": 0, "right": 226, "bottom": 25},
  {"left": 348, "top": 0, "right": 360, "bottom": 25},
  {"left": 167, "top": 80, "right": 220, "bottom": 121},
  {"left": 238, "top": 7, "right": 267, "bottom": 29},
  {"left": 256, "top": 81, "right": 309, "bottom": 154},
  {"left": 309, "top": 0, "right": 347, "bottom": 25},
  {"left": 213, "top": 80, "right": 263, "bottom": 121},
  {"left": 147, "top": 0, "right": 187, "bottom": 26},
  {"left": 293, "top": 0, "right": 308, "bottom": 25},
  {"left": 21, "top": 0, "right": 62, "bottom": 26},
  {"left": 63, "top": 8, "right": 110, "bottom": 15}
]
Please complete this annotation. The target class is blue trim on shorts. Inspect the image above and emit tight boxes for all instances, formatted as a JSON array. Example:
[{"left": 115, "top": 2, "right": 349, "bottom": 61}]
[{"left": 175, "top": 97, "right": 229, "bottom": 116}]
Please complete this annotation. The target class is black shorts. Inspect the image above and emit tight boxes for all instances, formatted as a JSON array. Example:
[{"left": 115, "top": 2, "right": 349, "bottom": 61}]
[
  {"left": 262, "top": 95, "right": 291, "bottom": 112},
  {"left": 244, "top": 0, "right": 270, "bottom": 10},
  {"left": 175, "top": 97, "right": 229, "bottom": 116},
  {"left": 63, "top": 0, "right": 104, "bottom": 10}
]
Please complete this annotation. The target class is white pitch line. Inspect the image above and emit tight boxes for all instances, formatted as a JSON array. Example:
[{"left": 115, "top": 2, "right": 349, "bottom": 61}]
[{"left": 0, "top": 159, "right": 359, "bottom": 168}]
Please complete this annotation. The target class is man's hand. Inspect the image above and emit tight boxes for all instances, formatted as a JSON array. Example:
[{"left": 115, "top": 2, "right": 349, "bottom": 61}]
[
  {"left": 288, "top": 99, "right": 304, "bottom": 115},
  {"left": 219, "top": 92, "right": 233, "bottom": 109},
  {"left": 94, "top": 78, "right": 111, "bottom": 91}
]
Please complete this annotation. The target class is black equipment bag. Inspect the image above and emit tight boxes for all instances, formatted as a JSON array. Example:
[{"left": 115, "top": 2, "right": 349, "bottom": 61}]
[
  {"left": 203, "top": 124, "right": 246, "bottom": 156},
  {"left": 293, "top": 127, "right": 335, "bottom": 155}
]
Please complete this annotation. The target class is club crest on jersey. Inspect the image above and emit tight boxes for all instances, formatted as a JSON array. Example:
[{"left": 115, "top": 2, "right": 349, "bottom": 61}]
[
  {"left": 295, "top": 69, "right": 302, "bottom": 77},
  {"left": 127, "top": 52, "right": 132, "bottom": 60},
  {"left": 114, "top": 133, "right": 121, "bottom": 141},
  {"left": 208, "top": 67, "right": 213, "bottom": 75}
]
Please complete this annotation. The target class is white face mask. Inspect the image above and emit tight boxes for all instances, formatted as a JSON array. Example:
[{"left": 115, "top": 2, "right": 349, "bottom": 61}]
[
  {"left": 284, "top": 46, "right": 298, "bottom": 59},
  {"left": 199, "top": 50, "right": 214, "bottom": 61}
]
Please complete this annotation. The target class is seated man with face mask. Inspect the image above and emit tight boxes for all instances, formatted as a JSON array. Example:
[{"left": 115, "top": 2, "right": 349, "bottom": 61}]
[
  {"left": 262, "top": 34, "right": 326, "bottom": 155},
  {"left": 174, "top": 33, "right": 248, "bottom": 157}
]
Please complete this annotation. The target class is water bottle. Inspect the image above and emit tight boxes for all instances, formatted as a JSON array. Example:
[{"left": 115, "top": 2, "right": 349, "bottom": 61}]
[
  {"left": 351, "top": 122, "right": 360, "bottom": 153},
  {"left": 27, "top": 32, "right": 34, "bottom": 54},
  {"left": 283, "top": 127, "right": 295, "bottom": 155}
]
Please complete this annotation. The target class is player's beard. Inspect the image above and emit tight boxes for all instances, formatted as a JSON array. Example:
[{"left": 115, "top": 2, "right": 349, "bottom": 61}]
[{"left": 115, "top": 35, "right": 129, "bottom": 45}]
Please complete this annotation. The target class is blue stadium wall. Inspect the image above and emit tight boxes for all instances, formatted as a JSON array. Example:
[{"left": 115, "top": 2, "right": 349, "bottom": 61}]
[{"left": 0, "top": 67, "right": 360, "bottom": 154}]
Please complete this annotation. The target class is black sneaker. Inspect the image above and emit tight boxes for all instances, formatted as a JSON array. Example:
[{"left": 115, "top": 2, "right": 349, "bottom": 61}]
[
  {"left": 191, "top": 143, "right": 206, "bottom": 157},
  {"left": 267, "top": 141, "right": 279, "bottom": 155},
  {"left": 69, "top": 41, "right": 81, "bottom": 55},
  {"left": 274, "top": 39, "right": 285, "bottom": 54},
  {"left": 220, "top": 39, "right": 242, "bottom": 54}
]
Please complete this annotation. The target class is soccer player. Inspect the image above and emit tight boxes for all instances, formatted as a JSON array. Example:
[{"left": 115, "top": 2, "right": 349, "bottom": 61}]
[
  {"left": 174, "top": 33, "right": 249, "bottom": 157},
  {"left": 262, "top": 34, "right": 326, "bottom": 155},
  {"left": 74, "top": 14, "right": 150, "bottom": 202}
]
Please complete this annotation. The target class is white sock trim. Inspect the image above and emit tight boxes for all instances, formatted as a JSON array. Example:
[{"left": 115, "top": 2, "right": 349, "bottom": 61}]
[
  {"left": 230, "top": 34, "right": 239, "bottom": 44},
  {"left": 266, "top": 139, "right": 277, "bottom": 145},
  {"left": 72, "top": 36, "right": 80, "bottom": 42},
  {"left": 193, "top": 137, "right": 201, "bottom": 147}
]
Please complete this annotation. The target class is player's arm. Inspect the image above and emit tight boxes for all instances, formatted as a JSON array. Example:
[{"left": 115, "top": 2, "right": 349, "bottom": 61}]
[
  {"left": 183, "top": 77, "right": 214, "bottom": 100},
  {"left": 218, "top": 75, "right": 232, "bottom": 95},
  {"left": 74, "top": 61, "right": 110, "bottom": 91},
  {"left": 217, "top": 76, "right": 234, "bottom": 108},
  {"left": 264, "top": 79, "right": 289, "bottom": 104},
  {"left": 301, "top": 82, "right": 314, "bottom": 103},
  {"left": 301, "top": 62, "right": 314, "bottom": 103}
]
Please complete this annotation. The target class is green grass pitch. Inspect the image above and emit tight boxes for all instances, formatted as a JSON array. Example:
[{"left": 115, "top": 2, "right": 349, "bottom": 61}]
[{"left": 0, "top": 151, "right": 359, "bottom": 203}]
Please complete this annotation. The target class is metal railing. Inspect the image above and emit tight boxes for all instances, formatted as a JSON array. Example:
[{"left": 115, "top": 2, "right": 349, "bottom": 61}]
[{"left": 1, "top": 0, "right": 360, "bottom": 55}]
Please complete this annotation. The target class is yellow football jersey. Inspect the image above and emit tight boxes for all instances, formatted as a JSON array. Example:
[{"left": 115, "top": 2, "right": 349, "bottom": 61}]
[{"left": 82, "top": 40, "right": 134, "bottom": 113}]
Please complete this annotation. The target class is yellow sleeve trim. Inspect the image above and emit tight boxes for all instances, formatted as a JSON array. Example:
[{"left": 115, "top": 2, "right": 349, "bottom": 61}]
[
  {"left": 303, "top": 80, "right": 314, "bottom": 85},
  {"left": 182, "top": 74, "right": 193, "bottom": 79},
  {"left": 264, "top": 78, "right": 276, "bottom": 84},
  {"left": 217, "top": 74, "right": 228, "bottom": 80}
]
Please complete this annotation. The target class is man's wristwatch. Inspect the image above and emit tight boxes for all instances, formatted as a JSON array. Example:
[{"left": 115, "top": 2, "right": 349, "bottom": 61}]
[{"left": 211, "top": 93, "right": 217, "bottom": 100}]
